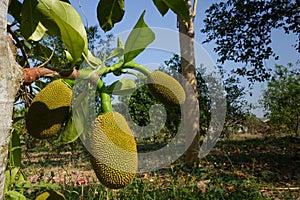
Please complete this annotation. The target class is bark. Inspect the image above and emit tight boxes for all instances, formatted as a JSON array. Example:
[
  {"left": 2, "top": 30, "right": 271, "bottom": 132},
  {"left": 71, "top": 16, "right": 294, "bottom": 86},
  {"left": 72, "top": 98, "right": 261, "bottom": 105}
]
[
  {"left": 178, "top": 0, "right": 200, "bottom": 167},
  {"left": 0, "top": 0, "right": 23, "bottom": 199}
]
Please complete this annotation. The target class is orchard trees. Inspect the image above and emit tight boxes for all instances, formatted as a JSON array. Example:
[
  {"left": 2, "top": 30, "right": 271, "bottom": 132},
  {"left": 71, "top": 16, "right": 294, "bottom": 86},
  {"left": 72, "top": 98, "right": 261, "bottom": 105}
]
[{"left": 261, "top": 64, "right": 300, "bottom": 136}]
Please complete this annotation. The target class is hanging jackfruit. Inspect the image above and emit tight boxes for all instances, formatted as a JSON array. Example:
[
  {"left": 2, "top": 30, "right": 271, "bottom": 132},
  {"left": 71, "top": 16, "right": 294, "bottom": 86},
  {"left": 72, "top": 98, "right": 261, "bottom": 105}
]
[
  {"left": 26, "top": 79, "right": 72, "bottom": 139},
  {"left": 147, "top": 71, "right": 186, "bottom": 107},
  {"left": 88, "top": 112, "right": 138, "bottom": 189}
]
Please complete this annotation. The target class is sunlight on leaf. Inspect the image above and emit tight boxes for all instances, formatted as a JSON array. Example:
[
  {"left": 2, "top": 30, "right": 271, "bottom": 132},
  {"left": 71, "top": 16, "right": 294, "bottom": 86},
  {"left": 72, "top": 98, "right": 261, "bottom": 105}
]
[
  {"left": 124, "top": 11, "right": 155, "bottom": 63},
  {"left": 37, "top": 0, "right": 88, "bottom": 63}
]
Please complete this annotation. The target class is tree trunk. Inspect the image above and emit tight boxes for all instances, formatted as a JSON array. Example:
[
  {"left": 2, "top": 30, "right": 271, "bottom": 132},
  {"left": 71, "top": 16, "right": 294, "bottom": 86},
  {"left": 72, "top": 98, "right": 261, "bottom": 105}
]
[
  {"left": 0, "top": 0, "right": 23, "bottom": 199},
  {"left": 178, "top": 0, "right": 200, "bottom": 167}
]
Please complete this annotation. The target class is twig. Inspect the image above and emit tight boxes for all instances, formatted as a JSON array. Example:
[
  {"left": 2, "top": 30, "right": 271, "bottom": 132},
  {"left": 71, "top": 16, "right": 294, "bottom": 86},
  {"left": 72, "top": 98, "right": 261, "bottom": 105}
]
[
  {"left": 192, "top": 0, "right": 198, "bottom": 18},
  {"left": 36, "top": 44, "right": 56, "bottom": 68},
  {"left": 7, "top": 24, "right": 29, "bottom": 68}
]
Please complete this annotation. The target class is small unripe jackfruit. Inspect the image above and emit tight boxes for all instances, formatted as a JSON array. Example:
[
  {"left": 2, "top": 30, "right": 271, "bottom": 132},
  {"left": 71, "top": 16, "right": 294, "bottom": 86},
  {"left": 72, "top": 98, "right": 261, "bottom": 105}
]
[
  {"left": 89, "top": 112, "right": 137, "bottom": 189},
  {"left": 26, "top": 79, "right": 72, "bottom": 139},
  {"left": 148, "top": 71, "right": 185, "bottom": 107}
]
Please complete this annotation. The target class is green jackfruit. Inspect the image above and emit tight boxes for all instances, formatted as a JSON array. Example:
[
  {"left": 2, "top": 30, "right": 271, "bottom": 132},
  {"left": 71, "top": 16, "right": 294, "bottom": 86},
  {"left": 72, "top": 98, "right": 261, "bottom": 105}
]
[
  {"left": 26, "top": 79, "right": 72, "bottom": 139},
  {"left": 35, "top": 190, "right": 66, "bottom": 200},
  {"left": 148, "top": 71, "right": 186, "bottom": 107},
  {"left": 89, "top": 112, "right": 137, "bottom": 189}
]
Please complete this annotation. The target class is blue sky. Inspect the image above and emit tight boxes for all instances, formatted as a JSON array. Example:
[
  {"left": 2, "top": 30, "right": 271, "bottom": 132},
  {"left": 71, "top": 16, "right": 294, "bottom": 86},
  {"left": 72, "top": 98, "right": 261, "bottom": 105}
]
[{"left": 70, "top": 0, "right": 299, "bottom": 118}]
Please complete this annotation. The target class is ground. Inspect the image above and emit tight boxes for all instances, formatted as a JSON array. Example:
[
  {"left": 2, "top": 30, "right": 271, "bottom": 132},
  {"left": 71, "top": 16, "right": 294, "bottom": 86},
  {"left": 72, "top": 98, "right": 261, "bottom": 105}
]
[{"left": 22, "top": 134, "right": 300, "bottom": 199}]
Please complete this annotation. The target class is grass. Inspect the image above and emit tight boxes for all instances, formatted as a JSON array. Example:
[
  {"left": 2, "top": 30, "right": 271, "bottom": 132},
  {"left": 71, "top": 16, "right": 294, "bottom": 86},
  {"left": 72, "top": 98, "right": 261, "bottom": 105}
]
[{"left": 21, "top": 135, "right": 300, "bottom": 199}]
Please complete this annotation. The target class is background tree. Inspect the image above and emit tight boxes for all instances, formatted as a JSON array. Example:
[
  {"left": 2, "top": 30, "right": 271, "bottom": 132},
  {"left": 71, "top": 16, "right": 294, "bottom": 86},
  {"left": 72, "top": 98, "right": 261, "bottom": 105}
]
[
  {"left": 261, "top": 64, "right": 300, "bottom": 136},
  {"left": 202, "top": 0, "right": 300, "bottom": 82},
  {"left": 115, "top": 54, "right": 251, "bottom": 145}
]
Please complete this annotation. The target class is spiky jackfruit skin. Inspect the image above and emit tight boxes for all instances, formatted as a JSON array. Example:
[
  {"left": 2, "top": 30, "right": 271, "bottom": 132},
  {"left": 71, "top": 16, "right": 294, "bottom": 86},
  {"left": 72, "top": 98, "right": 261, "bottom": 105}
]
[
  {"left": 26, "top": 80, "right": 72, "bottom": 139},
  {"left": 148, "top": 71, "right": 186, "bottom": 107},
  {"left": 89, "top": 112, "right": 137, "bottom": 189}
]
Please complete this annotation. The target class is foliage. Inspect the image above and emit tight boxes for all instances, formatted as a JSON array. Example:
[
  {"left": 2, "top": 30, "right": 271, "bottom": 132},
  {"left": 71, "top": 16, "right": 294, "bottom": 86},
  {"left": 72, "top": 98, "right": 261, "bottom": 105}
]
[
  {"left": 261, "top": 64, "right": 300, "bottom": 136},
  {"left": 202, "top": 0, "right": 300, "bottom": 82},
  {"left": 96, "top": 0, "right": 190, "bottom": 32},
  {"left": 115, "top": 54, "right": 251, "bottom": 140}
]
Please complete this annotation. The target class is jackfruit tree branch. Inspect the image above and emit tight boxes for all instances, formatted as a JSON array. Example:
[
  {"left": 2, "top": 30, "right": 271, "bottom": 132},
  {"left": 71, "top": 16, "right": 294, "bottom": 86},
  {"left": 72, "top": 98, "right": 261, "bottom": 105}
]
[
  {"left": 23, "top": 67, "right": 79, "bottom": 84},
  {"left": 22, "top": 61, "right": 152, "bottom": 85}
]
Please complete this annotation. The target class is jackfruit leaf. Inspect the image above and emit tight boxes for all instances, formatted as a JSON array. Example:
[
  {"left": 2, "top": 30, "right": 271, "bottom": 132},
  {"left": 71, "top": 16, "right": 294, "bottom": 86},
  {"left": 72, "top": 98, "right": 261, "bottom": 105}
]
[
  {"left": 162, "top": 0, "right": 190, "bottom": 22},
  {"left": 28, "top": 22, "right": 47, "bottom": 41},
  {"left": 124, "top": 11, "right": 155, "bottom": 63},
  {"left": 72, "top": 90, "right": 90, "bottom": 136},
  {"left": 152, "top": 0, "right": 169, "bottom": 16},
  {"left": 87, "top": 50, "right": 102, "bottom": 67},
  {"left": 107, "top": 38, "right": 125, "bottom": 60},
  {"left": 4, "top": 190, "right": 26, "bottom": 200},
  {"left": 97, "top": 0, "right": 125, "bottom": 32},
  {"left": 8, "top": 0, "right": 22, "bottom": 22},
  {"left": 20, "top": 0, "right": 39, "bottom": 40},
  {"left": 61, "top": 116, "right": 80, "bottom": 144},
  {"left": 107, "top": 47, "right": 124, "bottom": 60},
  {"left": 109, "top": 78, "right": 136, "bottom": 95},
  {"left": 36, "top": 9, "right": 61, "bottom": 37},
  {"left": 117, "top": 37, "right": 124, "bottom": 49},
  {"left": 37, "top": 0, "right": 88, "bottom": 63},
  {"left": 10, "top": 130, "right": 21, "bottom": 167}
]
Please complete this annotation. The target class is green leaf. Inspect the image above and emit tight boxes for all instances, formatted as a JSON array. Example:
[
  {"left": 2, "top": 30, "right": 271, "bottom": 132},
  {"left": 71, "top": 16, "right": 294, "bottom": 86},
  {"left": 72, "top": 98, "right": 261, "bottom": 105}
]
[
  {"left": 20, "top": 0, "right": 40, "bottom": 40},
  {"left": 152, "top": 0, "right": 169, "bottom": 16},
  {"left": 107, "top": 37, "right": 124, "bottom": 60},
  {"left": 36, "top": 10, "right": 61, "bottom": 37},
  {"left": 109, "top": 78, "right": 136, "bottom": 95},
  {"left": 97, "top": 0, "right": 125, "bottom": 32},
  {"left": 124, "top": 11, "right": 155, "bottom": 63},
  {"left": 4, "top": 190, "right": 26, "bottom": 200},
  {"left": 107, "top": 47, "right": 124, "bottom": 60},
  {"left": 87, "top": 50, "right": 102, "bottom": 66},
  {"left": 28, "top": 22, "right": 47, "bottom": 41},
  {"left": 10, "top": 130, "right": 21, "bottom": 167},
  {"left": 5, "top": 170, "right": 10, "bottom": 193},
  {"left": 61, "top": 117, "right": 79, "bottom": 144},
  {"left": 8, "top": 0, "right": 22, "bottom": 22},
  {"left": 37, "top": 0, "right": 88, "bottom": 62},
  {"left": 162, "top": 0, "right": 190, "bottom": 22}
]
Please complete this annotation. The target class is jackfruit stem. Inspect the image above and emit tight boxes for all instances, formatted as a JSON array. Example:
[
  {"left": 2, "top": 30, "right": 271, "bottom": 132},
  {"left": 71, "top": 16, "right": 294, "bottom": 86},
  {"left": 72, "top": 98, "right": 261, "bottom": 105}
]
[
  {"left": 101, "top": 92, "right": 113, "bottom": 113},
  {"left": 122, "top": 61, "right": 152, "bottom": 76}
]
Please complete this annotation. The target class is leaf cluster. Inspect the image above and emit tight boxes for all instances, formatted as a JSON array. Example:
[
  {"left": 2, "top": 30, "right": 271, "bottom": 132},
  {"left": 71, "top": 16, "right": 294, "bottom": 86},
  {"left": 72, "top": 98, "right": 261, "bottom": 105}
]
[{"left": 202, "top": 0, "right": 300, "bottom": 82}]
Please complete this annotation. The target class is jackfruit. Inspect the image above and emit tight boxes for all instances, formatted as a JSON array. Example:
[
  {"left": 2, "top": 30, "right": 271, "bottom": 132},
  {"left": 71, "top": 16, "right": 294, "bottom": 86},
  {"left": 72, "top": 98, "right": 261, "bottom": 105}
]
[
  {"left": 35, "top": 190, "right": 66, "bottom": 200},
  {"left": 88, "top": 112, "right": 137, "bottom": 189},
  {"left": 147, "top": 71, "right": 186, "bottom": 107},
  {"left": 26, "top": 79, "right": 72, "bottom": 139}
]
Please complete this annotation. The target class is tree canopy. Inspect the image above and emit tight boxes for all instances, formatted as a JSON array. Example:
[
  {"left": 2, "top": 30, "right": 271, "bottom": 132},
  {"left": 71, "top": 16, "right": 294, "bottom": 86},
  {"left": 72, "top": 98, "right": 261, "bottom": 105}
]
[
  {"left": 202, "top": 0, "right": 300, "bottom": 82},
  {"left": 261, "top": 63, "right": 300, "bottom": 136}
]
